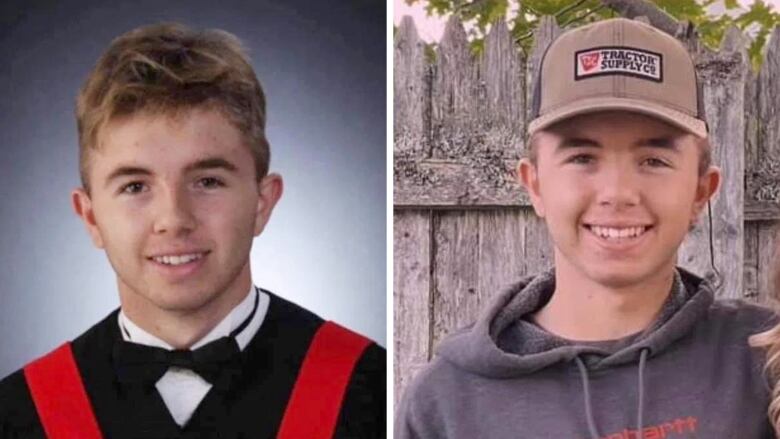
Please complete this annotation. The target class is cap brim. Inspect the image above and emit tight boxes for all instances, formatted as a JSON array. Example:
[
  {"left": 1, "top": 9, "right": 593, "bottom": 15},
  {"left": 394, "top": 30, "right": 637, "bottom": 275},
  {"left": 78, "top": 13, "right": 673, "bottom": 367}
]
[{"left": 528, "top": 97, "right": 708, "bottom": 138}]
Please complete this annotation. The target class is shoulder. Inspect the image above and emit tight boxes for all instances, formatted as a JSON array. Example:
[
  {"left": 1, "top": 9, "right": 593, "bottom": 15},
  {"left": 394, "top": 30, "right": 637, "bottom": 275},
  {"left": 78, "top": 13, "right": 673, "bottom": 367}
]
[
  {"left": 394, "top": 356, "right": 463, "bottom": 439},
  {"left": 262, "top": 289, "right": 385, "bottom": 379},
  {"left": 263, "top": 291, "right": 386, "bottom": 437},
  {"left": 0, "top": 368, "right": 45, "bottom": 438},
  {"left": 335, "top": 343, "right": 386, "bottom": 438},
  {"left": 262, "top": 289, "right": 325, "bottom": 334},
  {"left": 704, "top": 298, "right": 778, "bottom": 335},
  {"left": 698, "top": 299, "right": 778, "bottom": 382},
  {"left": 0, "top": 312, "right": 116, "bottom": 438},
  {"left": 399, "top": 356, "right": 464, "bottom": 406},
  {"left": 0, "top": 310, "right": 119, "bottom": 438}
]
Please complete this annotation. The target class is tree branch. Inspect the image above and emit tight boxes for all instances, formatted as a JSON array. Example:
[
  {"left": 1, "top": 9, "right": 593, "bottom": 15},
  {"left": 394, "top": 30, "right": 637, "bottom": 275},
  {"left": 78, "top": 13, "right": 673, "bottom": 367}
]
[
  {"left": 560, "top": 4, "right": 609, "bottom": 28},
  {"left": 599, "top": 0, "right": 680, "bottom": 36},
  {"left": 556, "top": 0, "right": 591, "bottom": 19}
]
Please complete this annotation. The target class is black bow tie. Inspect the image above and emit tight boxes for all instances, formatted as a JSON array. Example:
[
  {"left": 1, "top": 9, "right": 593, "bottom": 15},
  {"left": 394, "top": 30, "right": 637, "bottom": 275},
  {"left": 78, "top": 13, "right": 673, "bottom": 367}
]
[
  {"left": 113, "top": 289, "right": 259, "bottom": 388},
  {"left": 113, "top": 336, "right": 242, "bottom": 386}
]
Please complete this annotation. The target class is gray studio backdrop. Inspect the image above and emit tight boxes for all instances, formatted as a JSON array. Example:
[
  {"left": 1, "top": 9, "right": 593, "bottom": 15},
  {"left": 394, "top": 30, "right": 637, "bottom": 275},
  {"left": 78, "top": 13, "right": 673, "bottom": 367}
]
[{"left": 0, "top": 0, "right": 386, "bottom": 378}]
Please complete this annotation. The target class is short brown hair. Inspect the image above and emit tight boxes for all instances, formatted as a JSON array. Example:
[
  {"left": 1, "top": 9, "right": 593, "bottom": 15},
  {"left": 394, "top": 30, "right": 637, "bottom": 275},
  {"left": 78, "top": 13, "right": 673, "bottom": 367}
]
[{"left": 76, "top": 22, "right": 269, "bottom": 191}]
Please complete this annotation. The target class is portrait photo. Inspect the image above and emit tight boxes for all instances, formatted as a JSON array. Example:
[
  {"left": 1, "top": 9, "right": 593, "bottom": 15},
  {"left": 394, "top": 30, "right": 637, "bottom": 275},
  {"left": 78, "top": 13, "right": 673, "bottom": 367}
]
[
  {"left": 393, "top": 0, "right": 780, "bottom": 437},
  {"left": 0, "top": 0, "right": 386, "bottom": 436}
]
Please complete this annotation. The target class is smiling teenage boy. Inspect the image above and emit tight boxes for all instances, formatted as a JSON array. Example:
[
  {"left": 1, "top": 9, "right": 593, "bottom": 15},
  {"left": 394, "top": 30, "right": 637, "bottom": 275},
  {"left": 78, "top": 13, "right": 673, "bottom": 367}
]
[
  {"left": 395, "top": 18, "right": 775, "bottom": 438},
  {"left": 0, "top": 23, "right": 384, "bottom": 438}
]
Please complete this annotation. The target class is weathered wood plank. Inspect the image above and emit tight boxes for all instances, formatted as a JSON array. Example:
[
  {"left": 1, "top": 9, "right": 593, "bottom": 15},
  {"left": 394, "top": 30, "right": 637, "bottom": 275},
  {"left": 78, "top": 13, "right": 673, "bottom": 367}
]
[
  {"left": 394, "top": 16, "right": 429, "bottom": 156},
  {"left": 744, "top": 221, "right": 760, "bottom": 300},
  {"left": 393, "top": 210, "right": 432, "bottom": 406},
  {"left": 394, "top": 158, "right": 529, "bottom": 207},
  {"left": 707, "top": 28, "right": 747, "bottom": 299},
  {"left": 431, "top": 211, "right": 481, "bottom": 347},
  {"left": 524, "top": 210, "right": 554, "bottom": 275},
  {"left": 395, "top": 17, "right": 528, "bottom": 207},
  {"left": 746, "top": 201, "right": 780, "bottom": 221},
  {"left": 750, "top": 27, "right": 780, "bottom": 208},
  {"left": 431, "top": 209, "right": 548, "bottom": 349},
  {"left": 758, "top": 222, "right": 780, "bottom": 303},
  {"left": 678, "top": 212, "right": 713, "bottom": 284},
  {"left": 679, "top": 27, "right": 748, "bottom": 299},
  {"left": 481, "top": 19, "right": 525, "bottom": 155},
  {"left": 759, "top": 26, "right": 780, "bottom": 160},
  {"left": 745, "top": 62, "right": 760, "bottom": 201},
  {"left": 431, "top": 17, "right": 478, "bottom": 160},
  {"left": 477, "top": 209, "right": 528, "bottom": 299}
]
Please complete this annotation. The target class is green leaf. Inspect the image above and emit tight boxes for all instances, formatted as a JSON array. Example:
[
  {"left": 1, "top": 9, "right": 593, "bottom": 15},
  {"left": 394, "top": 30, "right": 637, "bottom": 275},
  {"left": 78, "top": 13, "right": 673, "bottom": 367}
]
[
  {"left": 652, "top": 0, "right": 706, "bottom": 21},
  {"left": 749, "top": 27, "right": 770, "bottom": 69},
  {"left": 736, "top": 1, "right": 779, "bottom": 29},
  {"left": 406, "top": 0, "right": 779, "bottom": 64}
]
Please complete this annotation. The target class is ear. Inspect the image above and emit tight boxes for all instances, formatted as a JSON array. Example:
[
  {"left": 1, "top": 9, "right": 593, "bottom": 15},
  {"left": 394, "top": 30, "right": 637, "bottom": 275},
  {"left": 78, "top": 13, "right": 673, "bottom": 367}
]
[
  {"left": 517, "top": 158, "right": 545, "bottom": 218},
  {"left": 71, "top": 188, "right": 105, "bottom": 248},
  {"left": 253, "top": 173, "right": 284, "bottom": 236},
  {"left": 691, "top": 165, "right": 721, "bottom": 219}
]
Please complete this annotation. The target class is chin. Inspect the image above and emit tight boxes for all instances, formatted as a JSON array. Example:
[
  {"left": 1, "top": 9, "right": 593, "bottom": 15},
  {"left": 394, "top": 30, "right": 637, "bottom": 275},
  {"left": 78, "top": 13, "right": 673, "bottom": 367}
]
[
  {"left": 148, "top": 288, "right": 217, "bottom": 313},
  {"left": 582, "top": 264, "right": 657, "bottom": 290}
]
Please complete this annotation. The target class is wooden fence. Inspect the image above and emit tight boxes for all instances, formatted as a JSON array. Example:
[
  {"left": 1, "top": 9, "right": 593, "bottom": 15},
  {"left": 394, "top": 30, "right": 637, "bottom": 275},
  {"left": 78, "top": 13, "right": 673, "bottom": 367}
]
[{"left": 393, "top": 15, "right": 780, "bottom": 404}]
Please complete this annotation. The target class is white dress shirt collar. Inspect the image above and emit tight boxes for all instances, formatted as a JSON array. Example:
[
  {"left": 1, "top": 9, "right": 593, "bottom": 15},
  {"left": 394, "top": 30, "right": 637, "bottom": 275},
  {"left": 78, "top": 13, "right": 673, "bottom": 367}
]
[{"left": 118, "top": 285, "right": 270, "bottom": 352}]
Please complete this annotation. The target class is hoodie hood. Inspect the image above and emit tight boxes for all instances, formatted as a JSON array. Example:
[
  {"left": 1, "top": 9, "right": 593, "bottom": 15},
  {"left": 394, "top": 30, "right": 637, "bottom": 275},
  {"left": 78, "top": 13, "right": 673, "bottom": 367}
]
[{"left": 436, "top": 267, "right": 714, "bottom": 378}]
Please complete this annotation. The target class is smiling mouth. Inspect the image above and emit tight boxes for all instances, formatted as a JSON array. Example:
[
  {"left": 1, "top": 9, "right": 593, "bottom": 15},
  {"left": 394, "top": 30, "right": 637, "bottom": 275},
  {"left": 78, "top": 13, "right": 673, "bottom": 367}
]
[
  {"left": 148, "top": 251, "right": 210, "bottom": 266},
  {"left": 584, "top": 224, "right": 653, "bottom": 241}
]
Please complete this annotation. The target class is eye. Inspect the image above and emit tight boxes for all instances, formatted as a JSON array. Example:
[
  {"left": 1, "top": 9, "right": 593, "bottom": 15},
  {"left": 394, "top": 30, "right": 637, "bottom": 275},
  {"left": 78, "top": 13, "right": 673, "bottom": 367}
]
[
  {"left": 566, "top": 154, "right": 595, "bottom": 165},
  {"left": 196, "top": 177, "right": 225, "bottom": 189},
  {"left": 642, "top": 157, "right": 670, "bottom": 168},
  {"left": 119, "top": 182, "right": 147, "bottom": 195}
]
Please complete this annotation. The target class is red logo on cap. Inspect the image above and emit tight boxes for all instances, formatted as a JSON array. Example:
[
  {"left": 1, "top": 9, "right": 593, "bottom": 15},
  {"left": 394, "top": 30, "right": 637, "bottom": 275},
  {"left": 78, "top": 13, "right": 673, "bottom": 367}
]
[{"left": 580, "top": 52, "right": 601, "bottom": 72}]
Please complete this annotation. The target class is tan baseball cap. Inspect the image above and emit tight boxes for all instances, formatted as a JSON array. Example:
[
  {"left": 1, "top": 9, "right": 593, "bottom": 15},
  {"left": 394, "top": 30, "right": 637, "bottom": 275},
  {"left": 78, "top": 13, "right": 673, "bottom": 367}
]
[{"left": 528, "top": 18, "right": 708, "bottom": 138}]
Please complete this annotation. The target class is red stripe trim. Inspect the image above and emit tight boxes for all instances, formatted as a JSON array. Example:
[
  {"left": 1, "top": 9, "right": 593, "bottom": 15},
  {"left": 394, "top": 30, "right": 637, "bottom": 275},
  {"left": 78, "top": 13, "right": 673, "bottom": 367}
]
[
  {"left": 24, "top": 343, "right": 103, "bottom": 439},
  {"left": 276, "top": 321, "right": 371, "bottom": 439}
]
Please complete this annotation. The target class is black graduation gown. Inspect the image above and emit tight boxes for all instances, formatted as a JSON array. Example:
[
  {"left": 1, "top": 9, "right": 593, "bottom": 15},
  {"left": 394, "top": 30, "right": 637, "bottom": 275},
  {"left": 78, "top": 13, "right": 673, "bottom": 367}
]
[{"left": 0, "top": 292, "right": 386, "bottom": 438}]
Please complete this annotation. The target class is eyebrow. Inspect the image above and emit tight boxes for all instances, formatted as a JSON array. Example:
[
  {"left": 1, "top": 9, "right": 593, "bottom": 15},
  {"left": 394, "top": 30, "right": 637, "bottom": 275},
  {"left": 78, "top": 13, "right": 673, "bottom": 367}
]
[
  {"left": 183, "top": 157, "right": 240, "bottom": 174},
  {"left": 103, "top": 156, "right": 240, "bottom": 188},
  {"left": 556, "top": 137, "right": 600, "bottom": 151},
  {"left": 104, "top": 166, "right": 152, "bottom": 188},
  {"left": 638, "top": 137, "right": 680, "bottom": 150},
  {"left": 554, "top": 136, "right": 681, "bottom": 152}
]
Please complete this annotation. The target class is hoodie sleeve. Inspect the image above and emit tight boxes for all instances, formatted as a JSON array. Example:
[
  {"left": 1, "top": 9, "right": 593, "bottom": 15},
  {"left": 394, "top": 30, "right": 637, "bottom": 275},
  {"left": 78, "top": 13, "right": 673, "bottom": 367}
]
[
  {"left": 394, "top": 381, "right": 428, "bottom": 439},
  {"left": 394, "top": 361, "right": 450, "bottom": 439}
]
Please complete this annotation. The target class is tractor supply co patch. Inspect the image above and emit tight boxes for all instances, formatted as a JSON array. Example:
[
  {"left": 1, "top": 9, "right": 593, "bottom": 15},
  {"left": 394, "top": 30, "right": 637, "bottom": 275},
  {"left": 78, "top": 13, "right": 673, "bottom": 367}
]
[{"left": 575, "top": 46, "right": 662, "bottom": 82}]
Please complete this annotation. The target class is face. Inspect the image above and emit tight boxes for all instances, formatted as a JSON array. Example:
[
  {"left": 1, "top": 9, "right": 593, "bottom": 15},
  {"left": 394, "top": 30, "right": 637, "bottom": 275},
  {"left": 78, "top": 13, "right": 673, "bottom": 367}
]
[
  {"left": 72, "top": 108, "right": 282, "bottom": 313},
  {"left": 519, "top": 111, "right": 720, "bottom": 289}
]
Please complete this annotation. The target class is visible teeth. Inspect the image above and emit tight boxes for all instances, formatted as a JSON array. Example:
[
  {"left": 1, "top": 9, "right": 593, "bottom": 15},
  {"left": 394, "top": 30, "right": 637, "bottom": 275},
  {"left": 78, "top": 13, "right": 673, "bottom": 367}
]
[
  {"left": 590, "top": 226, "right": 647, "bottom": 240},
  {"left": 153, "top": 253, "right": 204, "bottom": 265}
]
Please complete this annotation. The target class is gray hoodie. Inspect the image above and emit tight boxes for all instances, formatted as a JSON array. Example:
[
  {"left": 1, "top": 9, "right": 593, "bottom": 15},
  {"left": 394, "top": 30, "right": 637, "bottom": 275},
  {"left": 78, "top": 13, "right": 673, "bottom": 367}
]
[{"left": 395, "top": 268, "right": 777, "bottom": 438}]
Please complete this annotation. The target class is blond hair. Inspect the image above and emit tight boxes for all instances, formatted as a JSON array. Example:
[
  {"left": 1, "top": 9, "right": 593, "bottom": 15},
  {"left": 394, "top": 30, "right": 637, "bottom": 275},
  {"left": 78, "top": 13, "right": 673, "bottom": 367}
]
[
  {"left": 749, "top": 236, "right": 780, "bottom": 434},
  {"left": 750, "top": 324, "right": 780, "bottom": 432},
  {"left": 76, "top": 22, "right": 269, "bottom": 191}
]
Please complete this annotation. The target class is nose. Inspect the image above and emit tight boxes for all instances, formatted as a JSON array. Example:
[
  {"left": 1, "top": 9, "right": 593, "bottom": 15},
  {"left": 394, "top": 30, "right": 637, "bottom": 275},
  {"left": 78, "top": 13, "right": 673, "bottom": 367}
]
[
  {"left": 152, "top": 186, "right": 196, "bottom": 235},
  {"left": 595, "top": 162, "right": 640, "bottom": 209}
]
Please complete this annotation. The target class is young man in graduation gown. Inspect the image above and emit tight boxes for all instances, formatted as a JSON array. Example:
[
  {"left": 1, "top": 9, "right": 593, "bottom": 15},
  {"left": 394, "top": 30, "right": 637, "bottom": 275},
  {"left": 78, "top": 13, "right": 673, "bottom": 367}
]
[{"left": 0, "top": 23, "right": 385, "bottom": 438}]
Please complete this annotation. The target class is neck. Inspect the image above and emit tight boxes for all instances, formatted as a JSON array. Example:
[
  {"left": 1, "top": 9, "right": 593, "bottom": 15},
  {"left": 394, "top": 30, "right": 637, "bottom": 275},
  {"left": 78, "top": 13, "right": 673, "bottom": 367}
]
[
  {"left": 118, "top": 263, "right": 252, "bottom": 349},
  {"left": 532, "top": 251, "right": 675, "bottom": 341}
]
